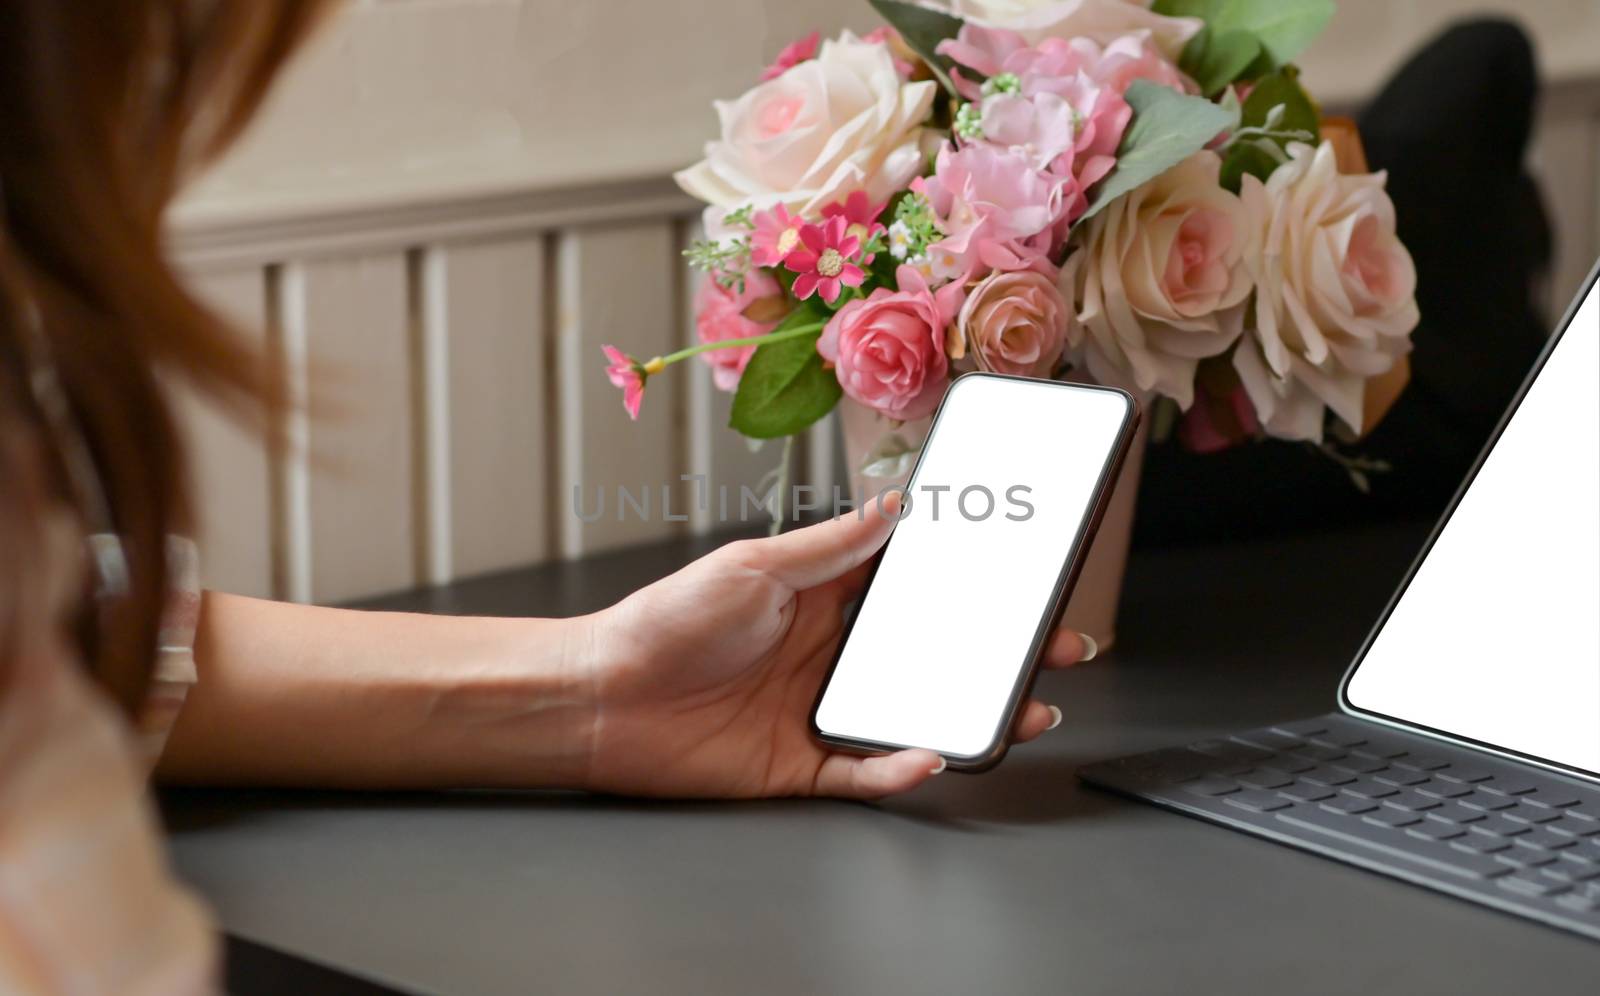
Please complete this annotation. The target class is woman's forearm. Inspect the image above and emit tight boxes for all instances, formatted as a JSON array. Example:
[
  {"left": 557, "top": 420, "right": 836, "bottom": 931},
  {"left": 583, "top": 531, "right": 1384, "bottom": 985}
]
[{"left": 155, "top": 593, "right": 599, "bottom": 789}]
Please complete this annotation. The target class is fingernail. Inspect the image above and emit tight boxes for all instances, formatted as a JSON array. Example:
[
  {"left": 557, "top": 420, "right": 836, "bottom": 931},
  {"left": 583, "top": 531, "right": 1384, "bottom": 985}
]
[
  {"left": 1079, "top": 634, "right": 1099, "bottom": 662},
  {"left": 930, "top": 757, "right": 947, "bottom": 775},
  {"left": 1046, "top": 705, "right": 1063, "bottom": 730}
]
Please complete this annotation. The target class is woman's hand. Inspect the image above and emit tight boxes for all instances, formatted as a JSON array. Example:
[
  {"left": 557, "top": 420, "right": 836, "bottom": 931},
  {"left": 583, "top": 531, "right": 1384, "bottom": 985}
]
[{"left": 580, "top": 506, "right": 1096, "bottom": 800}]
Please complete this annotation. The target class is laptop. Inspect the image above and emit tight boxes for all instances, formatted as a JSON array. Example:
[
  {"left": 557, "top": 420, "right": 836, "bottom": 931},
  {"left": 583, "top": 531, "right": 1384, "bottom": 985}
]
[{"left": 1079, "top": 259, "right": 1600, "bottom": 941}]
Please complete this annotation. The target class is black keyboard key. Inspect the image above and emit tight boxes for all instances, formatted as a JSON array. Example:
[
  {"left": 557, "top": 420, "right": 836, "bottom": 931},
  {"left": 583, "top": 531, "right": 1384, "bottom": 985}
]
[
  {"left": 1237, "top": 769, "right": 1295, "bottom": 791},
  {"left": 1471, "top": 815, "right": 1532, "bottom": 837},
  {"left": 1556, "top": 893, "right": 1600, "bottom": 913},
  {"left": 1276, "top": 809, "right": 1511, "bottom": 880},
  {"left": 1234, "top": 731, "right": 1304, "bottom": 752},
  {"left": 1416, "top": 782, "right": 1475, "bottom": 800},
  {"left": 1280, "top": 784, "right": 1336, "bottom": 803},
  {"left": 1182, "top": 777, "right": 1240, "bottom": 797},
  {"left": 1322, "top": 796, "right": 1380, "bottom": 816},
  {"left": 1310, "top": 731, "right": 1369, "bottom": 749},
  {"left": 1344, "top": 780, "right": 1399, "bottom": 800},
  {"left": 1292, "top": 746, "right": 1348, "bottom": 764},
  {"left": 1384, "top": 792, "right": 1442, "bottom": 812},
  {"left": 1223, "top": 790, "right": 1292, "bottom": 813},
  {"left": 1362, "top": 742, "right": 1414, "bottom": 760},
  {"left": 1435, "top": 768, "right": 1495, "bottom": 785},
  {"left": 1498, "top": 871, "right": 1569, "bottom": 897},
  {"left": 1426, "top": 803, "right": 1487, "bottom": 825},
  {"left": 1452, "top": 835, "right": 1512, "bottom": 855},
  {"left": 1191, "top": 739, "right": 1274, "bottom": 764},
  {"left": 1364, "top": 809, "right": 1423, "bottom": 829},
  {"left": 1480, "top": 779, "right": 1539, "bottom": 797},
  {"left": 1496, "top": 850, "right": 1557, "bottom": 870},
  {"left": 1407, "top": 822, "right": 1466, "bottom": 843},
  {"left": 1375, "top": 770, "right": 1431, "bottom": 788},
  {"left": 1271, "top": 754, "right": 1318, "bottom": 774},
  {"left": 1564, "top": 803, "right": 1600, "bottom": 823},
  {"left": 1459, "top": 794, "right": 1517, "bottom": 813},
  {"left": 1331, "top": 755, "right": 1389, "bottom": 776},
  {"left": 1394, "top": 755, "right": 1451, "bottom": 772},
  {"left": 1548, "top": 817, "right": 1600, "bottom": 839},
  {"left": 1515, "top": 828, "right": 1578, "bottom": 852},
  {"left": 1302, "top": 766, "right": 1358, "bottom": 787},
  {"left": 1271, "top": 720, "right": 1329, "bottom": 738},
  {"left": 1502, "top": 806, "right": 1563, "bottom": 826},
  {"left": 1520, "top": 788, "right": 1582, "bottom": 811}
]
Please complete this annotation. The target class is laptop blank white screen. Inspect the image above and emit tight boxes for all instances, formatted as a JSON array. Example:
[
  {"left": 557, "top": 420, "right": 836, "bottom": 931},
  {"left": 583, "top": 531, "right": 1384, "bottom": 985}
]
[{"left": 1342, "top": 274, "right": 1600, "bottom": 777}]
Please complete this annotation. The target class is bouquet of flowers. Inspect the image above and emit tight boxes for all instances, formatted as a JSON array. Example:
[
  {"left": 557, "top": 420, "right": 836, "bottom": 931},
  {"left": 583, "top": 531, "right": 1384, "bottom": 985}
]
[{"left": 604, "top": 0, "right": 1418, "bottom": 494}]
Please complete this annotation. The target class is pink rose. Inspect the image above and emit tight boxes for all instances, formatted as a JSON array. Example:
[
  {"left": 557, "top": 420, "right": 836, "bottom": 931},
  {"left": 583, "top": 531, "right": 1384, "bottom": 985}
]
[
  {"left": 958, "top": 268, "right": 1073, "bottom": 377},
  {"left": 693, "top": 270, "right": 783, "bottom": 391},
  {"left": 817, "top": 265, "right": 962, "bottom": 420},
  {"left": 760, "top": 31, "right": 820, "bottom": 82}
]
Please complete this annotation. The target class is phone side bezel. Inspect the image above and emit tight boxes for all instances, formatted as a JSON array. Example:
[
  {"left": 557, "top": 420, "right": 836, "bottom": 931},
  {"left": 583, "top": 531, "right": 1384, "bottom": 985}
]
[{"left": 808, "top": 372, "right": 1142, "bottom": 772}]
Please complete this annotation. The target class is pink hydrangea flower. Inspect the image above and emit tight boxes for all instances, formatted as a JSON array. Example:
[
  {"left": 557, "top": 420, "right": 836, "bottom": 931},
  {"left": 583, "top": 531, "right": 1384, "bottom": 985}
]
[
  {"left": 821, "top": 190, "right": 887, "bottom": 246},
  {"left": 602, "top": 345, "right": 649, "bottom": 420},
  {"left": 817, "top": 265, "right": 962, "bottom": 421},
  {"left": 750, "top": 203, "right": 804, "bottom": 267},
  {"left": 918, "top": 143, "right": 1068, "bottom": 277},
  {"left": 693, "top": 270, "right": 783, "bottom": 391},
  {"left": 760, "top": 31, "right": 820, "bottom": 82},
  {"left": 941, "top": 25, "right": 1187, "bottom": 205},
  {"left": 784, "top": 215, "right": 867, "bottom": 304}
]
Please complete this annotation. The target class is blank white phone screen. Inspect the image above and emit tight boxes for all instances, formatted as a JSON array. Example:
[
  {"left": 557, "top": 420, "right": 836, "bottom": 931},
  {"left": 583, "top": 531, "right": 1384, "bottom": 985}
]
[
  {"left": 813, "top": 375, "right": 1131, "bottom": 760},
  {"left": 1344, "top": 277, "right": 1600, "bottom": 776}
]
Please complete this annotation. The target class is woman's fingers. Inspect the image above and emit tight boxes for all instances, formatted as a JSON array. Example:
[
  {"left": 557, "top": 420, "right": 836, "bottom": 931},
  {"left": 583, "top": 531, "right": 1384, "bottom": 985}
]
[
  {"left": 1041, "top": 627, "right": 1098, "bottom": 669},
  {"left": 1012, "top": 698, "right": 1063, "bottom": 743},
  {"left": 813, "top": 747, "right": 942, "bottom": 799}
]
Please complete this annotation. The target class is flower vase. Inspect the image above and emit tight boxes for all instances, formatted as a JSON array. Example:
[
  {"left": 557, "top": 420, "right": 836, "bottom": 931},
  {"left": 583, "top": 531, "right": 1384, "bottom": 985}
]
[{"left": 838, "top": 394, "right": 1147, "bottom": 651}]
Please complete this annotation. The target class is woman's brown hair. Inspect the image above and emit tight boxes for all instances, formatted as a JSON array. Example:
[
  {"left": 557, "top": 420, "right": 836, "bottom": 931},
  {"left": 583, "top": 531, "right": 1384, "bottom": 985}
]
[{"left": 0, "top": 2, "right": 331, "bottom": 714}]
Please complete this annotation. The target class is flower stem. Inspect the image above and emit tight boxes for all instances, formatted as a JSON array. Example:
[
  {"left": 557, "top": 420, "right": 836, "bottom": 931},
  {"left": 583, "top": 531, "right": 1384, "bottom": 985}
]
[{"left": 648, "top": 321, "right": 826, "bottom": 371}]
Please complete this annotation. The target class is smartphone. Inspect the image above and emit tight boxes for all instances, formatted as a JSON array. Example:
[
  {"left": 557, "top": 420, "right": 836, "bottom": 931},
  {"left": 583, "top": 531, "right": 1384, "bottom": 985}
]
[{"left": 810, "top": 372, "right": 1140, "bottom": 771}]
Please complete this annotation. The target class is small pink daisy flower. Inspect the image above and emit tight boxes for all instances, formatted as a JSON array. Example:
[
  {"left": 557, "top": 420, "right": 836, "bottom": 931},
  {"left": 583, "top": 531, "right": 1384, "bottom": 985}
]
[
  {"left": 749, "top": 203, "right": 804, "bottom": 267},
  {"left": 821, "top": 190, "right": 887, "bottom": 249},
  {"left": 784, "top": 215, "right": 866, "bottom": 304},
  {"left": 602, "top": 345, "right": 658, "bottom": 420},
  {"left": 760, "top": 31, "right": 820, "bottom": 82}
]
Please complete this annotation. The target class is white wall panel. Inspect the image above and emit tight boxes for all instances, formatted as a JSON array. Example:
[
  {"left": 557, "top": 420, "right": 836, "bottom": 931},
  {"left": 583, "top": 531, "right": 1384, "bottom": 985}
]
[
  {"left": 178, "top": 268, "right": 275, "bottom": 598},
  {"left": 291, "top": 253, "right": 416, "bottom": 602},
  {"left": 555, "top": 222, "right": 686, "bottom": 556},
  {"left": 423, "top": 238, "right": 550, "bottom": 580}
]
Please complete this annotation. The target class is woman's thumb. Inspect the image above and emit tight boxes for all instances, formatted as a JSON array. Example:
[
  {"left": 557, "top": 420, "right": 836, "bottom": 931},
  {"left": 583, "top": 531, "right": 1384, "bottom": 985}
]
[{"left": 740, "top": 491, "right": 902, "bottom": 592}]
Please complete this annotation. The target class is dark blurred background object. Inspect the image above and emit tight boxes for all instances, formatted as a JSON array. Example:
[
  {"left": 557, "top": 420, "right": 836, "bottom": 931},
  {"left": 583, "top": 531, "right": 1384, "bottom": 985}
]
[{"left": 1135, "top": 19, "right": 1554, "bottom": 547}]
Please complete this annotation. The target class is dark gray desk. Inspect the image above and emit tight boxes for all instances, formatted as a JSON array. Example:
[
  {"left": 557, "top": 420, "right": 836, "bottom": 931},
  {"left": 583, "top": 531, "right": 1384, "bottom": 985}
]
[{"left": 161, "top": 522, "right": 1600, "bottom": 995}]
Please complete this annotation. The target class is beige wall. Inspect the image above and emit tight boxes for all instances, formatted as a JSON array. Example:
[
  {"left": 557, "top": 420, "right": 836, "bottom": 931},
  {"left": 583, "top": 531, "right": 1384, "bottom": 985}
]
[{"left": 178, "top": 0, "right": 1600, "bottom": 226}]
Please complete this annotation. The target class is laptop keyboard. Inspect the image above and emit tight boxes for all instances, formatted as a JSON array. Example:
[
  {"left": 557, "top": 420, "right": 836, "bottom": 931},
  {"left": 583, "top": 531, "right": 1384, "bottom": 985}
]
[{"left": 1079, "top": 713, "right": 1600, "bottom": 942}]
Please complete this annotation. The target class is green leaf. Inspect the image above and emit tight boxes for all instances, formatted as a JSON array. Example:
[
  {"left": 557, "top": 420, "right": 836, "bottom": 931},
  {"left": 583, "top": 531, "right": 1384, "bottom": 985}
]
[
  {"left": 1179, "top": 26, "right": 1261, "bottom": 97},
  {"left": 1153, "top": 0, "right": 1334, "bottom": 72},
  {"left": 1078, "top": 80, "right": 1235, "bottom": 223},
  {"left": 1218, "top": 68, "right": 1318, "bottom": 191},
  {"left": 1241, "top": 67, "right": 1318, "bottom": 141},
  {"left": 1218, "top": 142, "right": 1277, "bottom": 192},
  {"left": 729, "top": 302, "right": 842, "bottom": 439},
  {"left": 868, "top": 0, "right": 964, "bottom": 96}
]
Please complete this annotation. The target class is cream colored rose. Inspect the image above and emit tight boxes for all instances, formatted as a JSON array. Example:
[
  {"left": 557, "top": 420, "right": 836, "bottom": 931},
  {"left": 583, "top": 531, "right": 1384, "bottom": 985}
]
[
  {"left": 1234, "top": 141, "right": 1419, "bottom": 442},
  {"left": 674, "top": 31, "right": 937, "bottom": 231},
  {"left": 950, "top": 0, "right": 1202, "bottom": 61},
  {"left": 1071, "top": 150, "right": 1255, "bottom": 408}
]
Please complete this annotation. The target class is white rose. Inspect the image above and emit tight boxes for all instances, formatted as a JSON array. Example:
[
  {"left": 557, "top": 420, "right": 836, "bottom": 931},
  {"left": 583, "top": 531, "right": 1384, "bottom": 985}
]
[
  {"left": 1234, "top": 141, "right": 1419, "bottom": 442},
  {"left": 674, "top": 31, "right": 937, "bottom": 232},
  {"left": 1071, "top": 150, "right": 1255, "bottom": 408},
  {"left": 950, "top": 0, "right": 1202, "bottom": 61}
]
